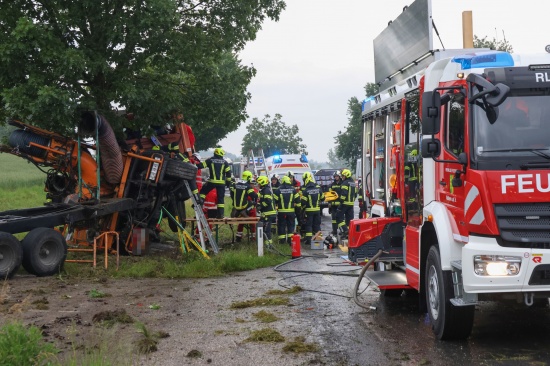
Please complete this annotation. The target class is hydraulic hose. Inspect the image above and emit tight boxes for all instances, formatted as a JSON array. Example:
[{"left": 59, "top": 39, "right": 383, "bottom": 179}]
[
  {"left": 353, "top": 249, "right": 384, "bottom": 310},
  {"left": 79, "top": 112, "right": 123, "bottom": 185}
]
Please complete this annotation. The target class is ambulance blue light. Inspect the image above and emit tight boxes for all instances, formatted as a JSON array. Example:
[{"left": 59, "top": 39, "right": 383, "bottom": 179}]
[
  {"left": 300, "top": 154, "right": 308, "bottom": 163},
  {"left": 273, "top": 155, "right": 283, "bottom": 164},
  {"left": 451, "top": 51, "right": 514, "bottom": 70}
]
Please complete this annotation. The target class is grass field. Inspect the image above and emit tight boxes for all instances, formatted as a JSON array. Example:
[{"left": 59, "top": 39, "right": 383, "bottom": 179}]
[{"left": 0, "top": 153, "right": 46, "bottom": 210}]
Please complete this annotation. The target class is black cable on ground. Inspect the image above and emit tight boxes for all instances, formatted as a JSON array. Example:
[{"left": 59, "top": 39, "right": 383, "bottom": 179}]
[
  {"left": 353, "top": 249, "right": 384, "bottom": 310},
  {"left": 273, "top": 256, "right": 360, "bottom": 277},
  {"left": 278, "top": 276, "right": 352, "bottom": 299}
]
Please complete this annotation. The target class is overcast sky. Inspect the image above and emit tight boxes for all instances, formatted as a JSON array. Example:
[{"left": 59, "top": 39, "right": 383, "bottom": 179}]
[{"left": 219, "top": 0, "right": 549, "bottom": 162}]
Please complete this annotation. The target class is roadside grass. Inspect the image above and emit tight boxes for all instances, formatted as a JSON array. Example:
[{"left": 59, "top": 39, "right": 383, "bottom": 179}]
[
  {"left": 0, "top": 322, "right": 59, "bottom": 366},
  {"left": 63, "top": 242, "right": 290, "bottom": 279}
]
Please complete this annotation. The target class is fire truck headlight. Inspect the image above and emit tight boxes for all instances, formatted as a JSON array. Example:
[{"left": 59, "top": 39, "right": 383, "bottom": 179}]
[{"left": 473, "top": 255, "right": 521, "bottom": 276}]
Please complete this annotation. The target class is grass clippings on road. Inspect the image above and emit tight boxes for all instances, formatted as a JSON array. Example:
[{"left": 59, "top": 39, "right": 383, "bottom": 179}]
[{"left": 230, "top": 296, "right": 289, "bottom": 309}]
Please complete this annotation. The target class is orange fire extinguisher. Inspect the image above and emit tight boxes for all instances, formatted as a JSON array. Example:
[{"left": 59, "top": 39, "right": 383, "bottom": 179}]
[{"left": 291, "top": 233, "right": 301, "bottom": 259}]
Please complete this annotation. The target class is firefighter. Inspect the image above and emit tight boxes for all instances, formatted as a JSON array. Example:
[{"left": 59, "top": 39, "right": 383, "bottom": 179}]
[
  {"left": 357, "top": 178, "right": 367, "bottom": 219},
  {"left": 270, "top": 174, "right": 280, "bottom": 189},
  {"left": 256, "top": 176, "right": 277, "bottom": 246},
  {"left": 300, "top": 171, "right": 324, "bottom": 245},
  {"left": 273, "top": 175, "right": 300, "bottom": 244},
  {"left": 404, "top": 148, "right": 419, "bottom": 207},
  {"left": 168, "top": 142, "right": 199, "bottom": 200},
  {"left": 287, "top": 171, "right": 301, "bottom": 192},
  {"left": 329, "top": 171, "right": 342, "bottom": 235},
  {"left": 197, "top": 147, "right": 232, "bottom": 218},
  {"left": 230, "top": 170, "right": 258, "bottom": 242},
  {"left": 336, "top": 168, "right": 357, "bottom": 239}
]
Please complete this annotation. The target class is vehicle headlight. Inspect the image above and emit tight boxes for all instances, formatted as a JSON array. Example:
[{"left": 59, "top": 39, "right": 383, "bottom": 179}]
[{"left": 473, "top": 255, "right": 522, "bottom": 276}]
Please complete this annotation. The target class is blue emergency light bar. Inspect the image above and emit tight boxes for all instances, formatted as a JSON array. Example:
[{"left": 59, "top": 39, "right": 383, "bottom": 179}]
[
  {"left": 272, "top": 155, "right": 283, "bottom": 163},
  {"left": 451, "top": 51, "right": 514, "bottom": 70}
]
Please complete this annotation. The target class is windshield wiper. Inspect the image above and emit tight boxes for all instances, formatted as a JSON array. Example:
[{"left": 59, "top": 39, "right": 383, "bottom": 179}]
[
  {"left": 480, "top": 148, "right": 550, "bottom": 154},
  {"left": 520, "top": 150, "right": 550, "bottom": 169}
]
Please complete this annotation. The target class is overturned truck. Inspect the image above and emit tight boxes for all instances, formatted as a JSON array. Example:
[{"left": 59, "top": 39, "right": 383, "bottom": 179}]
[{"left": 0, "top": 111, "right": 198, "bottom": 278}]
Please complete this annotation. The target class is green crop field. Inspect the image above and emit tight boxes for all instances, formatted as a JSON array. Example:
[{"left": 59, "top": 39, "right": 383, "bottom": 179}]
[{"left": 0, "top": 153, "right": 46, "bottom": 210}]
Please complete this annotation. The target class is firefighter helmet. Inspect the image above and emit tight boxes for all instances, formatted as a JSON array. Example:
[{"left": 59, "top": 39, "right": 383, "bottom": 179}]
[
  {"left": 341, "top": 169, "right": 352, "bottom": 178},
  {"left": 302, "top": 171, "right": 313, "bottom": 184},
  {"left": 271, "top": 174, "right": 279, "bottom": 180},
  {"left": 257, "top": 176, "right": 269, "bottom": 187},
  {"left": 287, "top": 170, "right": 294, "bottom": 177},
  {"left": 152, "top": 145, "right": 161, "bottom": 151},
  {"left": 281, "top": 176, "right": 291, "bottom": 185},
  {"left": 242, "top": 170, "right": 252, "bottom": 182},
  {"left": 214, "top": 147, "right": 225, "bottom": 156},
  {"left": 168, "top": 142, "right": 180, "bottom": 151},
  {"left": 333, "top": 170, "right": 341, "bottom": 177}
]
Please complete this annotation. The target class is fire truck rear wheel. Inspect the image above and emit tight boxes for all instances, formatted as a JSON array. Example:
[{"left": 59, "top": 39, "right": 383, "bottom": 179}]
[
  {"left": 165, "top": 159, "right": 197, "bottom": 181},
  {"left": 0, "top": 232, "right": 23, "bottom": 279},
  {"left": 22, "top": 228, "right": 67, "bottom": 277},
  {"left": 425, "top": 245, "right": 474, "bottom": 340}
]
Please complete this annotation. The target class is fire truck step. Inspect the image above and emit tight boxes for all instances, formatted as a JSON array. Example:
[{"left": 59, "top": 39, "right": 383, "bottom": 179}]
[{"left": 365, "top": 270, "right": 412, "bottom": 290}]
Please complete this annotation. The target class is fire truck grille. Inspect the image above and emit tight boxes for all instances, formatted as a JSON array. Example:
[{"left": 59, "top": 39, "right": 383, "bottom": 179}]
[{"left": 495, "top": 203, "right": 550, "bottom": 246}]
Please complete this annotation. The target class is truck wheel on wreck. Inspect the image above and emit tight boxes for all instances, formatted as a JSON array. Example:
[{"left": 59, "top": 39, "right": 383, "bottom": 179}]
[
  {"left": 22, "top": 228, "right": 67, "bottom": 277},
  {"left": 0, "top": 232, "right": 23, "bottom": 279},
  {"left": 164, "top": 159, "right": 198, "bottom": 181},
  {"left": 425, "top": 245, "right": 474, "bottom": 340}
]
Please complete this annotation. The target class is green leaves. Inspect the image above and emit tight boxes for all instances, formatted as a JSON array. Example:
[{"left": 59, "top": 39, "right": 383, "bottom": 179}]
[
  {"left": 0, "top": 0, "right": 285, "bottom": 149},
  {"left": 241, "top": 114, "right": 307, "bottom": 157},
  {"left": 473, "top": 34, "right": 513, "bottom": 53}
]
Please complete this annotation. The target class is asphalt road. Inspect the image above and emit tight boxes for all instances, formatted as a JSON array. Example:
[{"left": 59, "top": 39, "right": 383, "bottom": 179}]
[{"left": 278, "top": 206, "right": 550, "bottom": 365}]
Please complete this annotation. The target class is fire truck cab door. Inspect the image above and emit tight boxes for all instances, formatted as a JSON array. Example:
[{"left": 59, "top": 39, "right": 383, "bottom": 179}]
[{"left": 437, "top": 94, "right": 467, "bottom": 224}]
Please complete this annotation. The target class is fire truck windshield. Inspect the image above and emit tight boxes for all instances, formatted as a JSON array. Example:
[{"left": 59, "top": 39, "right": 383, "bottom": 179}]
[{"left": 473, "top": 93, "right": 550, "bottom": 168}]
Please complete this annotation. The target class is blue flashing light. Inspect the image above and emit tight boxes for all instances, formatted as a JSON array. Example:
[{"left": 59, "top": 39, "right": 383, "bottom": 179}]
[
  {"left": 300, "top": 154, "right": 308, "bottom": 163},
  {"left": 361, "top": 96, "right": 374, "bottom": 111},
  {"left": 451, "top": 51, "right": 514, "bottom": 70},
  {"left": 273, "top": 155, "right": 282, "bottom": 164}
]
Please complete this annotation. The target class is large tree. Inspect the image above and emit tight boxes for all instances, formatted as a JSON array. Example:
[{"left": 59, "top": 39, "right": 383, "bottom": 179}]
[
  {"left": 241, "top": 113, "right": 306, "bottom": 157},
  {"left": 0, "top": 0, "right": 285, "bottom": 150},
  {"left": 333, "top": 82, "right": 379, "bottom": 169}
]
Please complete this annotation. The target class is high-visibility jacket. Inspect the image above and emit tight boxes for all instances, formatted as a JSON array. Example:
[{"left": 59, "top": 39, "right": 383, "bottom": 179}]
[
  {"left": 339, "top": 178, "right": 357, "bottom": 206},
  {"left": 230, "top": 180, "right": 257, "bottom": 210},
  {"left": 329, "top": 180, "right": 342, "bottom": 206},
  {"left": 273, "top": 183, "right": 300, "bottom": 213},
  {"left": 197, "top": 154, "right": 231, "bottom": 184},
  {"left": 258, "top": 186, "right": 276, "bottom": 217},
  {"left": 301, "top": 182, "right": 325, "bottom": 212}
]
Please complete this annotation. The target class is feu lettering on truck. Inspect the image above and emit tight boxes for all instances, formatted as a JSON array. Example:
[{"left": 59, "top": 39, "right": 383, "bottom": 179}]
[{"left": 501, "top": 174, "right": 550, "bottom": 194}]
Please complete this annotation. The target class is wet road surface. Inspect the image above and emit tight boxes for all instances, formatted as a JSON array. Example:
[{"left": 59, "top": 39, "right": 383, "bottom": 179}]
[{"left": 274, "top": 208, "right": 550, "bottom": 365}]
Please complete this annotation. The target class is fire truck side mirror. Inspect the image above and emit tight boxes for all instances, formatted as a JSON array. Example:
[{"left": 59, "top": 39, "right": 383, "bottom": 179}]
[
  {"left": 421, "top": 138, "right": 440, "bottom": 158},
  {"left": 421, "top": 91, "right": 441, "bottom": 135}
]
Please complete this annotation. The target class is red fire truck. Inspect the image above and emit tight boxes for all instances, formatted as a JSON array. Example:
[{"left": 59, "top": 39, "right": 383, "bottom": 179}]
[{"left": 350, "top": 0, "right": 550, "bottom": 340}]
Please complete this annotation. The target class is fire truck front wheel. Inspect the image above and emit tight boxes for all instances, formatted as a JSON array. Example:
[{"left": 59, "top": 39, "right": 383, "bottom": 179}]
[
  {"left": 0, "top": 232, "right": 23, "bottom": 279},
  {"left": 22, "top": 228, "right": 67, "bottom": 277},
  {"left": 426, "top": 245, "right": 474, "bottom": 340}
]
